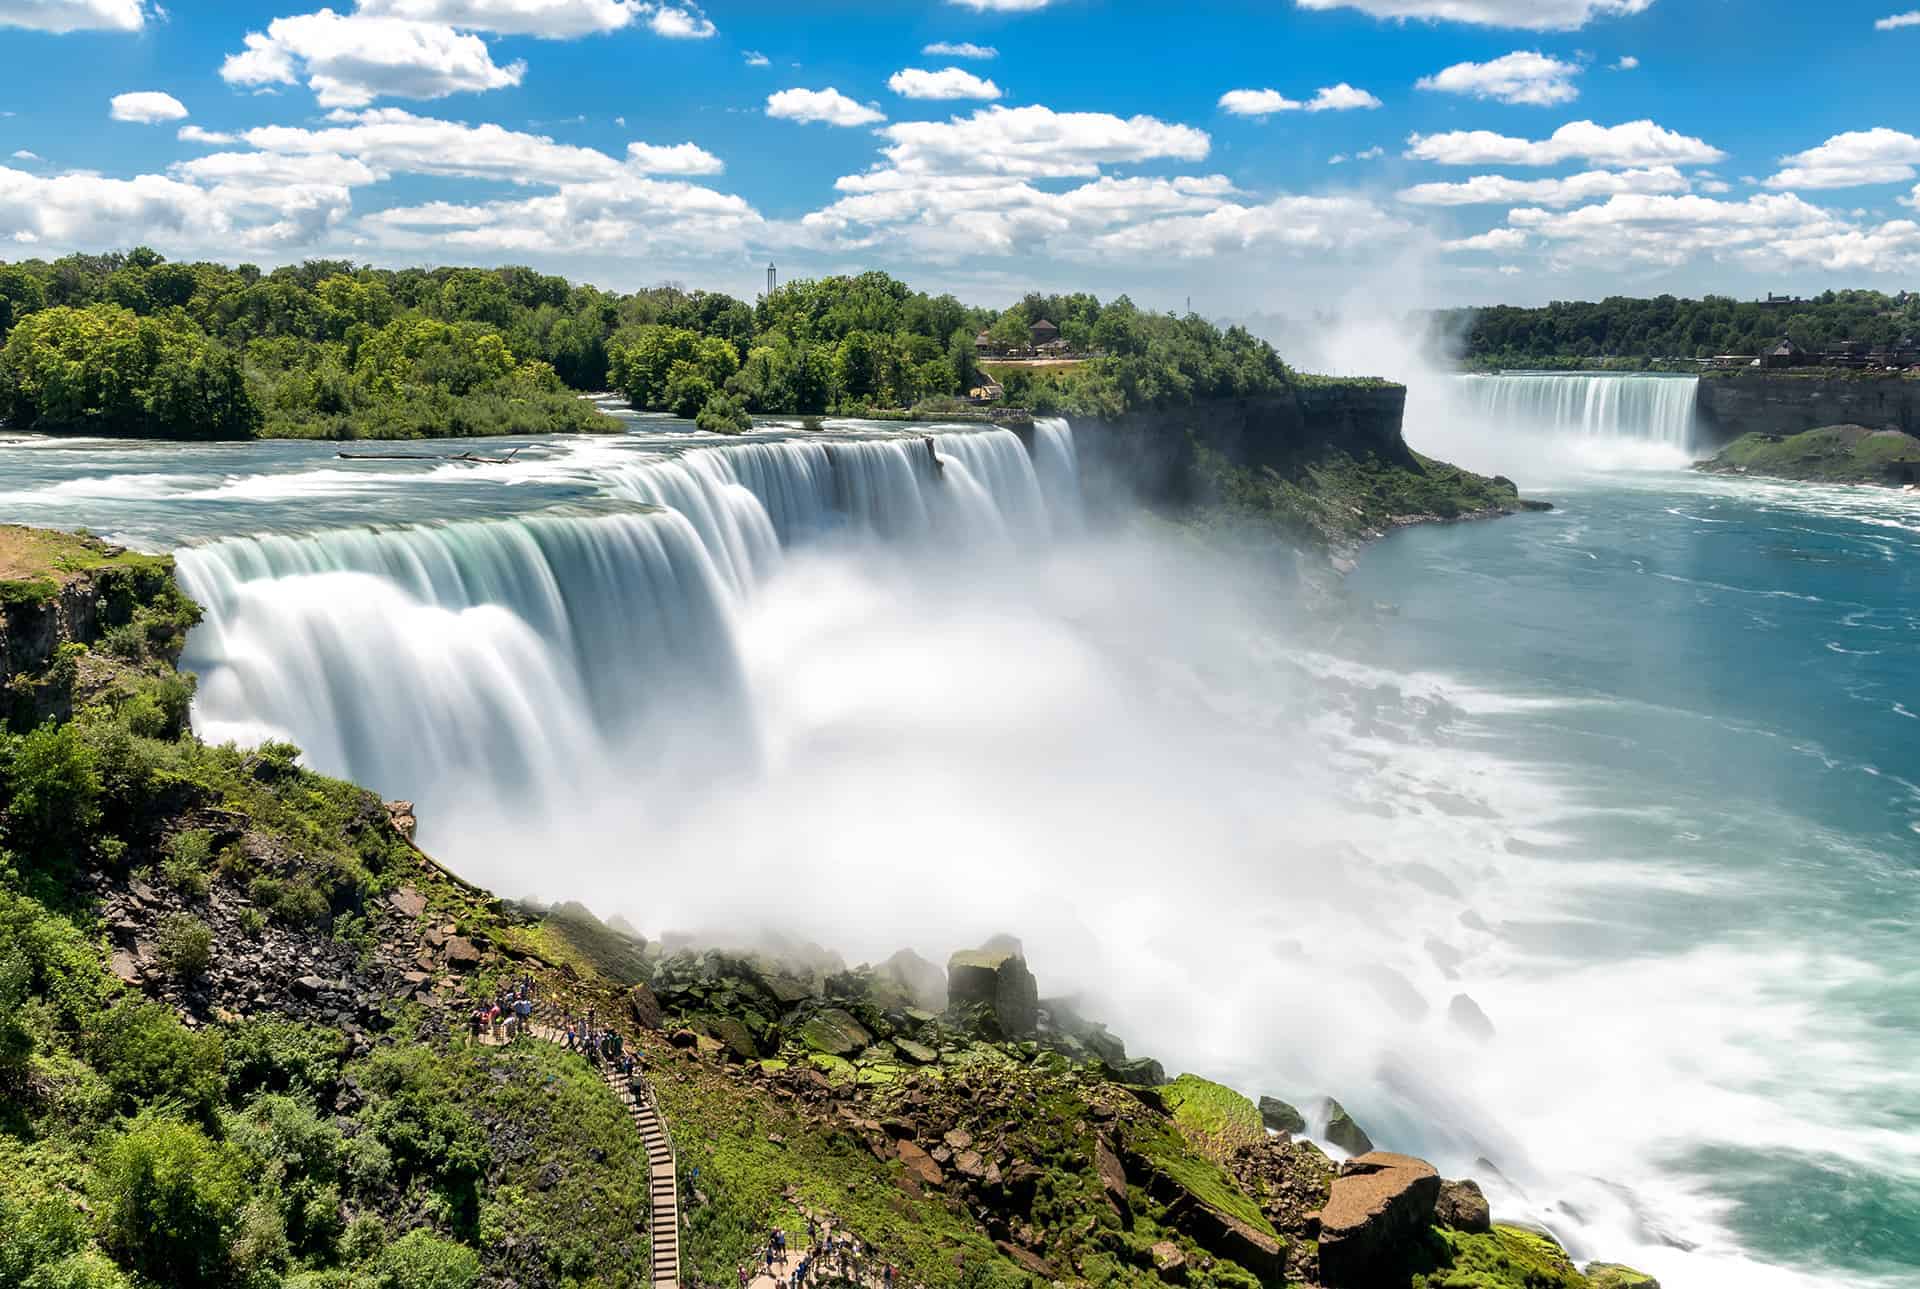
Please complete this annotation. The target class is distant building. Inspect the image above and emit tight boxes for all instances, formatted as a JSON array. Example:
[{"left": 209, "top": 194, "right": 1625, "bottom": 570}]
[
  {"left": 1036, "top": 337, "right": 1072, "bottom": 355},
  {"left": 973, "top": 328, "right": 998, "bottom": 355},
  {"left": 1028, "top": 318, "right": 1060, "bottom": 347},
  {"left": 1761, "top": 338, "right": 1808, "bottom": 368},
  {"left": 1757, "top": 293, "right": 1805, "bottom": 310}
]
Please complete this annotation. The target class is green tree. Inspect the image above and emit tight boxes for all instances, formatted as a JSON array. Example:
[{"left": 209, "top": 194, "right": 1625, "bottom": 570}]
[{"left": 90, "top": 1115, "right": 249, "bottom": 1288}]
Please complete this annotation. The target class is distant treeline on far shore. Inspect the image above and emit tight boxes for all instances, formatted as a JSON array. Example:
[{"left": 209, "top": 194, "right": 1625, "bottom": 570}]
[{"left": 1435, "top": 289, "right": 1920, "bottom": 370}]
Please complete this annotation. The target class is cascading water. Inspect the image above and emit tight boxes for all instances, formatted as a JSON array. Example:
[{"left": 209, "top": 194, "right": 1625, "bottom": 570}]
[
  {"left": 1452, "top": 372, "right": 1701, "bottom": 449},
  {"left": 174, "top": 426, "right": 1066, "bottom": 839}
]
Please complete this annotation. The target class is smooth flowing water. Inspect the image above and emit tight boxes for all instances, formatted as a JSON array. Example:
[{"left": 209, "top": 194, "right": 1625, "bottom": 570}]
[
  {"left": 1, "top": 408, "right": 1914, "bottom": 1288},
  {"left": 1444, "top": 373, "right": 1702, "bottom": 465}
]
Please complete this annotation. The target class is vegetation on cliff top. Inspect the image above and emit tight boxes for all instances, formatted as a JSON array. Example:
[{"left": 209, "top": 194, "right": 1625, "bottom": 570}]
[
  {"left": 1698, "top": 425, "right": 1920, "bottom": 486},
  {"left": 1, "top": 251, "right": 1306, "bottom": 439}
]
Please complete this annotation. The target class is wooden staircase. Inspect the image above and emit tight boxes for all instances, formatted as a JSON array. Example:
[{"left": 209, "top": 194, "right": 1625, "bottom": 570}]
[{"left": 523, "top": 1005, "right": 683, "bottom": 1287}]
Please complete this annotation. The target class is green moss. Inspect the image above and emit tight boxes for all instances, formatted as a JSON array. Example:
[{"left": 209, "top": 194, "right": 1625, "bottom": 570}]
[
  {"left": 1157, "top": 1074, "right": 1264, "bottom": 1155},
  {"left": 1701, "top": 425, "right": 1920, "bottom": 485},
  {"left": 1407, "top": 1223, "right": 1590, "bottom": 1289},
  {"left": 1585, "top": 1264, "right": 1660, "bottom": 1288},
  {"left": 1122, "top": 1117, "right": 1276, "bottom": 1238}
]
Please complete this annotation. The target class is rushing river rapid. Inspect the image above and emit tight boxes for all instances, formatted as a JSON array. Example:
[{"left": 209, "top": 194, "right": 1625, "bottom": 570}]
[{"left": 2, "top": 395, "right": 1916, "bottom": 1288}]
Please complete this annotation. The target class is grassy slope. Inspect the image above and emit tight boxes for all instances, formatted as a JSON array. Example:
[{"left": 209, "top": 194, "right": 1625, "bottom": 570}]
[{"left": 1701, "top": 425, "right": 1920, "bottom": 485}]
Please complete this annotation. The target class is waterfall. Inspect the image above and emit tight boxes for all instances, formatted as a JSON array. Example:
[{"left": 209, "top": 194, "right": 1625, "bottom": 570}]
[
  {"left": 1030, "top": 418, "right": 1085, "bottom": 532},
  {"left": 175, "top": 426, "right": 1075, "bottom": 839},
  {"left": 1452, "top": 373, "right": 1700, "bottom": 449}
]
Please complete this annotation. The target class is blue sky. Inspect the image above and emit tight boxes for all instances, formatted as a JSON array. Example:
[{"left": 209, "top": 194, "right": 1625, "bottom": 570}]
[{"left": 3, "top": 0, "right": 1920, "bottom": 313}]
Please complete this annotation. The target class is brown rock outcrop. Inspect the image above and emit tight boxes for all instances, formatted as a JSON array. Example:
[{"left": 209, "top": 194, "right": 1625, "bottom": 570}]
[{"left": 1318, "top": 1152, "right": 1440, "bottom": 1286}]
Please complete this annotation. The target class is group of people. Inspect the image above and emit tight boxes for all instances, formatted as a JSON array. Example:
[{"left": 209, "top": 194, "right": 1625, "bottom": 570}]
[
  {"left": 737, "top": 1218, "right": 898, "bottom": 1289},
  {"left": 469, "top": 975, "right": 539, "bottom": 1043},
  {"left": 558, "top": 1005, "right": 643, "bottom": 1081}
]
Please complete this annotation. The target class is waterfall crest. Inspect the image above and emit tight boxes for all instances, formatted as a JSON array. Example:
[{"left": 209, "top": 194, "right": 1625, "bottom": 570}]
[
  {"left": 1453, "top": 373, "right": 1700, "bottom": 449},
  {"left": 177, "top": 426, "right": 1073, "bottom": 822}
]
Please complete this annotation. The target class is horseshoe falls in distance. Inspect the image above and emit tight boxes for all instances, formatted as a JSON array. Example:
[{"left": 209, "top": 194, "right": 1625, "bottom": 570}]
[
  {"left": 175, "top": 422, "right": 1078, "bottom": 846},
  {"left": 1450, "top": 372, "right": 1701, "bottom": 461}
]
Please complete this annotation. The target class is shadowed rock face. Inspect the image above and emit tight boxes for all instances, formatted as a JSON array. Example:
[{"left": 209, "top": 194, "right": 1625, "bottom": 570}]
[
  {"left": 1435, "top": 1177, "right": 1492, "bottom": 1233},
  {"left": 946, "top": 947, "right": 1040, "bottom": 1038},
  {"left": 1317, "top": 1151, "right": 1441, "bottom": 1286},
  {"left": 1259, "top": 1095, "right": 1307, "bottom": 1134}
]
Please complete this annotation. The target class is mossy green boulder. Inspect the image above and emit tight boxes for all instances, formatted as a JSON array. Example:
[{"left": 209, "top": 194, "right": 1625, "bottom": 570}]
[{"left": 797, "top": 1008, "right": 871, "bottom": 1057}]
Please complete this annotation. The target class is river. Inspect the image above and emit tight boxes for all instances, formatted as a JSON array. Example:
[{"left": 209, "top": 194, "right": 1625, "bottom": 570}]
[{"left": 1, "top": 392, "right": 1914, "bottom": 1288}]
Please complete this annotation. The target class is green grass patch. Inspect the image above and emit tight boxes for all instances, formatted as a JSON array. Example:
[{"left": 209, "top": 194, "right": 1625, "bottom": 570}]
[
  {"left": 1702, "top": 425, "right": 1920, "bottom": 485},
  {"left": 1156, "top": 1074, "right": 1264, "bottom": 1155}
]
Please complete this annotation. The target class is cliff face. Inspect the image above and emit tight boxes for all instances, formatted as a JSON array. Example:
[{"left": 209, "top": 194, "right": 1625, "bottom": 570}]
[
  {"left": 1696, "top": 372, "right": 1920, "bottom": 443},
  {"left": 1071, "top": 384, "right": 1410, "bottom": 515}
]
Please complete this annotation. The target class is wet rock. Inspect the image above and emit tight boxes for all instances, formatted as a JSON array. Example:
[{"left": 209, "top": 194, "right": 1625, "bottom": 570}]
[
  {"left": 1360, "top": 965, "right": 1428, "bottom": 1021},
  {"left": 1259, "top": 1096, "right": 1306, "bottom": 1135},
  {"left": 946, "top": 947, "right": 1039, "bottom": 1039},
  {"left": 1320, "top": 1098, "right": 1375, "bottom": 1156},
  {"left": 894, "top": 1037, "right": 937, "bottom": 1064},
  {"left": 385, "top": 800, "right": 418, "bottom": 841},
  {"left": 1449, "top": 993, "right": 1496, "bottom": 1042},
  {"left": 1318, "top": 1152, "right": 1440, "bottom": 1286},
  {"left": 1435, "top": 1178, "right": 1491, "bottom": 1233}
]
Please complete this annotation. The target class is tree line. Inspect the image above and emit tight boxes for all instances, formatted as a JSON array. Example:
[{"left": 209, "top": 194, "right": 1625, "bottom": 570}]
[
  {"left": 1439, "top": 289, "right": 1920, "bottom": 367},
  {"left": 0, "top": 250, "right": 1295, "bottom": 440}
]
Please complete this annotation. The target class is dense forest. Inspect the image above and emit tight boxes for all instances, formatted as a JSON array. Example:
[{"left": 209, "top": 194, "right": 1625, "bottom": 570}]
[
  {"left": 1438, "top": 289, "right": 1920, "bottom": 367},
  {"left": 0, "top": 250, "right": 1291, "bottom": 440}
]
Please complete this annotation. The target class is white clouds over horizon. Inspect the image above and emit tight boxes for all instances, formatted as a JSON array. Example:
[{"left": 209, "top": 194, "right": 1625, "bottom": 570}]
[
  {"left": 1399, "top": 165, "right": 1691, "bottom": 207},
  {"left": 1407, "top": 119, "right": 1724, "bottom": 167},
  {"left": 1416, "top": 51, "right": 1582, "bottom": 106},
  {"left": 221, "top": 11, "right": 528, "bottom": 108},
  {"left": 1874, "top": 11, "right": 1920, "bottom": 29}
]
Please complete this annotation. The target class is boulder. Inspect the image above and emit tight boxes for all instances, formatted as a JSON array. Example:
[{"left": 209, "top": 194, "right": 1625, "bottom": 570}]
[
  {"left": 1259, "top": 1096, "right": 1307, "bottom": 1135},
  {"left": 442, "top": 936, "right": 482, "bottom": 970},
  {"left": 896, "top": 1139, "right": 944, "bottom": 1188},
  {"left": 1320, "top": 1097, "right": 1375, "bottom": 1155},
  {"left": 704, "top": 1016, "right": 760, "bottom": 1062},
  {"left": 627, "top": 983, "right": 662, "bottom": 1030},
  {"left": 387, "top": 886, "right": 427, "bottom": 919},
  {"left": 1448, "top": 993, "right": 1496, "bottom": 1042},
  {"left": 993, "top": 1241, "right": 1054, "bottom": 1279},
  {"left": 385, "top": 800, "right": 418, "bottom": 841},
  {"left": 798, "top": 1008, "right": 872, "bottom": 1057},
  {"left": 946, "top": 948, "right": 1039, "bottom": 1039},
  {"left": 893, "top": 1038, "right": 938, "bottom": 1064},
  {"left": 1435, "top": 1178, "right": 1491, "bottom": 1233},
  {"left": 1317, "top": 1152, "right": 1440, "bottom": 1286},
  {"left": 1112, "top": 1056, "right": 1168, "bottom": 1086},
  {"left": 1094, "top": 1136, "right": 1132, "bottom": 1225},
  {"left": 1150, "top": 1241, "right": 1188, "bottom": 1282},
  {"left": 1586, "top": 1264, "right": 1662, "bottom": 1289},
  {"left": 877, "top": 948, "right": 947, "bottom": 1012}
]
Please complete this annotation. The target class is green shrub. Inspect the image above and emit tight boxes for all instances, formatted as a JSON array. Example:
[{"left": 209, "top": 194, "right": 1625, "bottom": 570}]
[
  {"left": 222, "top": 1019, "right": 348, "bottom": 1101},
  {"left": 370, "top": 1229, "right": 480, "bottom": 1289},
  {"left": 238, "top": 907, "right": 266, "bottom": 938},
  {"left": 160, "top": 830, "right": 212, "bottom": 897},
  {"left": 92, "top": 1000, "right": 226, "bottom": 1117},
  {"left": 0, "top": 1189, "right": 88, "bottom": 1284},
  {"left": 89, "top": 1115, "right": 249, "bottom": 1288},
  {"left": 18, "top": 1249, "right": 136, "bottom": 1289},
  {"left": 0, "top": 721, "right": 101, "bottom": 867},
  {"left": 155, "top": 914, "right": 212, "bottom": 982},
  {"left": 695, "top": 391, "right": 751, "bottom": 434}
]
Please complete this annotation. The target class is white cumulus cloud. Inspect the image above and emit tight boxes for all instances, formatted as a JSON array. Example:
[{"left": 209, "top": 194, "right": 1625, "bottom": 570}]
[
  {"left": 221, "top": 10, "right": 527, "bottom": 108},
  {"left": 644, "top": 4, "right": 711, "bottom": 37},
  {"left": 1398, "top": 165, "right": 1689, "bottom": 206},
  {"left": 1443, "top": 227, "right": 1529, "bottom": 251},
  {"left": 178, "top": 125, "right": 239, "bottom": 144},
  {"left": 1875, "top": 11, "right": 1920, "bottom": 29},
  {"left": 765, "top": 88, "right": 885, "bottom": 127},
  {"left": 109, "top": 91, "right": 189, "bottom": 123},
  {"left": 625, "top": 140, "right": 723, "bottom": 174},
  {"left": 1219, "top": 83, "right": 1381, "bottom": 116},
  {"left": 1294, "top": 0, "right": 1655, "bottom": 31},
  {"left": 875, "top": 104, "right": 1209, "bottom": 179},
  {"left": 743, "top": 50, "right": 768, "bottom": 66},
  {"left": 888, "top": 67, "right": 1002, "bottom": 100},
  {"left": 0, "top": 0, "right": 146, "bottom": 32},
  {"left": 1613, "top": 54, "right": 1640, "bottom": 68},
  {"left": 923, "top": 41, "right": 996, "bottom": 58},
  {"left": 10, "top": 149, "right": 40, "bottom": 161},
  {"left": 1765, "top": 128, "right": 1920, "bottom": 190},
  {"left": 1416, "top": 51, "right": 1581, "bottom": 106},
  {"left": 946, "top": 0, "right": 1053, "bottom": 10},
  {"left": 352, "top": 0, "right": 643, "bottom": 36},
  {"left": 1407, "top": 119, "right": 1723, "bottom": 167}
]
